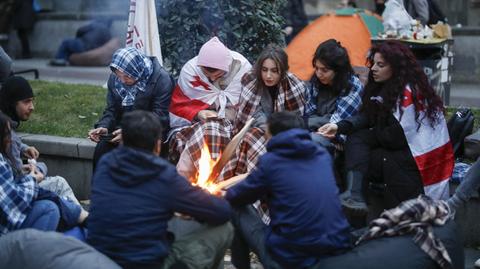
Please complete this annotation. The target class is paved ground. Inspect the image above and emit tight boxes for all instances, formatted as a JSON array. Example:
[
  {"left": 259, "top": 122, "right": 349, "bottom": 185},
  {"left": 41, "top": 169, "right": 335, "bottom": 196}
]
[{"left": 12, "top": 58, "right": 480, "bottom": 109}]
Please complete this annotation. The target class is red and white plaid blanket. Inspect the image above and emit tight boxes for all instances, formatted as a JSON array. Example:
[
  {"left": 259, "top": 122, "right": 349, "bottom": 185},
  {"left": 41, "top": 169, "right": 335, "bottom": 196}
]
[{"left": 219, "top": 72, "right": 307, "bottom": 180}]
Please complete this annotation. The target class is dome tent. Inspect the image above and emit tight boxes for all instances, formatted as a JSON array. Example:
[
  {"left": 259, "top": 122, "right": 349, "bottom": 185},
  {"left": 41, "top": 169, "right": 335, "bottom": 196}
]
[{"left": 286, "top": 8, "right": 383, "bottom": 81}]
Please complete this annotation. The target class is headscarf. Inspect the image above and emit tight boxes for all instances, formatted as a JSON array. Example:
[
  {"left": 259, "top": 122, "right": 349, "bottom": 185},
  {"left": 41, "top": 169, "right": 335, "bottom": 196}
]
[
  {"left": 110, "top": 47, "right": 154, "bottom": 107},
  {"left": 197, "top": 37, "right": 232, "bottom": 72},
  {"left": 0, "top": 76, "right": 34, "bottom": 122}
]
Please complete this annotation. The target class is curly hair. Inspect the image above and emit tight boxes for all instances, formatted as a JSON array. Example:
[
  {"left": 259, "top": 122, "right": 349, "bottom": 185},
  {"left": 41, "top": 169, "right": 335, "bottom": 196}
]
[
  {"left": 362, "top": 41, "right": 444, "bottom": 127},
  {"left": 310, "top": 39, "right": 354, "bottom": 97}
]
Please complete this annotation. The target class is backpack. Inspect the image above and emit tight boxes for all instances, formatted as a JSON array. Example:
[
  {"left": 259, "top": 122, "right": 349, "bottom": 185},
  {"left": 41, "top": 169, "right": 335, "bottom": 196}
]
[
  {"left": 427, "top": 0, "right": 447, "bottom": 25},
  {"left": 447, "top": 108, "right": 475, "bottom": 158}
]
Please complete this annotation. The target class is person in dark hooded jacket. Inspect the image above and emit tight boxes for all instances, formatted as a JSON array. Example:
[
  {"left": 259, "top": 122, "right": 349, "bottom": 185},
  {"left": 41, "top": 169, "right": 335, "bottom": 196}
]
[
  {"left": 87, "top": 110, "right": 233, "bottom": 269},
  {"left": 50, "top": 19, "right": 112, "bottom": 66},
  {"left": 225, "top": 111, "right": 351, "bottom": 269}
]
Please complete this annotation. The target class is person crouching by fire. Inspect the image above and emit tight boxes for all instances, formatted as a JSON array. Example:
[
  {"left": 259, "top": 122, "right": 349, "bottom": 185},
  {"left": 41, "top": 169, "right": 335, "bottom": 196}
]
[
  {"left": 87, "top": 110, "right": 233, "bottom": 269},
  {"left": 224, "top": 111, "right": 351, "bottom": 269}
]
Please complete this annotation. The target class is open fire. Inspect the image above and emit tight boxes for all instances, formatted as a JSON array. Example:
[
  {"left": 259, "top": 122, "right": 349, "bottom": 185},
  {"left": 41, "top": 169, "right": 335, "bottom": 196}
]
[{"left": 192, "top": 143, "right": 218, "bottom": 193}]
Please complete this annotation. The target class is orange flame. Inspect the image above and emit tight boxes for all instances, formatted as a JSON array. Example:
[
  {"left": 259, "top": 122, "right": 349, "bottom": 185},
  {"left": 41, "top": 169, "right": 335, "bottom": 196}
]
[{"left": 194, "top": 143, "right": 218, "bottom": 193}]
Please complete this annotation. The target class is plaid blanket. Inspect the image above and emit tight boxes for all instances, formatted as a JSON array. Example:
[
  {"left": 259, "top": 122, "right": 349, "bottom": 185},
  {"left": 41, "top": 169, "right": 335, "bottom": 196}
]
[
  {"left": 357, "top": 195, "right": 453, "bottom": 269},
  {"left": 234, "top": 72, "right": 306, "bottom": 133},
  {"left": 170, "top": 118, "right": 234, "bottom": 183},
  {"left": 220, "top": 72, "right": 307, "bottom": 180}
]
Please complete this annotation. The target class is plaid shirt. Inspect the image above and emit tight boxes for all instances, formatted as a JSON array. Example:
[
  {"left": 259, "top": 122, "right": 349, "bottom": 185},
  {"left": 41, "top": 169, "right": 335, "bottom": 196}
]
[
  {"left": 357, "top": 195, "right": 453, "bottom": 269},
  {"left": 304, "top": 75, "right": 363, "bottom": 123},
  {"left": 0, "top": 154, "right": 38, "bottom": 235}
]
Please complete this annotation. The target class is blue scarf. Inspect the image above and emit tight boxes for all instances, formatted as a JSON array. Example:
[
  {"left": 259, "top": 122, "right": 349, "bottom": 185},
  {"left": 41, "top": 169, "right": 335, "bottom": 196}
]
[{"left": 110, "top": 47, "right": 154, "bottom": 107}]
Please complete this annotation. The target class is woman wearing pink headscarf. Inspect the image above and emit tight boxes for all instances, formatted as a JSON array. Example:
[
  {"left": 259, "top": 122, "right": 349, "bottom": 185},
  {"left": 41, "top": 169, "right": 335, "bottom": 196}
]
[{"left": 169, "top": 37, "right": 252, "bottom": 181}]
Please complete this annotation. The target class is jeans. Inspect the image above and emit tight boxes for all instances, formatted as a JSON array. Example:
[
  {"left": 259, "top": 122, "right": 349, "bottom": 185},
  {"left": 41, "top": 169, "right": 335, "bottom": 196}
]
[
  {"left": 20, "top": 200, "right": 60, "bottom": 231},
  {"left": 39, "top": 176, "right": 79, "bottom": 204},
  {"left": 448, "top": 157, "right": 480, "bottom": 210},
  {"left": 230, "top": 205, "right": 282, "bottom": 269},
  {"left": 55, "top": 38, "right": 86, "bottom": 60}
]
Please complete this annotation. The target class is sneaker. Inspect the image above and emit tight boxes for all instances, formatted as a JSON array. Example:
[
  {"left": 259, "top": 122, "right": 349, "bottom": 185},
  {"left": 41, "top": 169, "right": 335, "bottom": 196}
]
[
  {"left": 341, "top": 196, "right": 368, "bottom": 215},
  {"left": 49, "top": 59, "right": 68, "bottom": 66},
  {"left": 475, "top": 257, "right": 480, "bottom": 268}
]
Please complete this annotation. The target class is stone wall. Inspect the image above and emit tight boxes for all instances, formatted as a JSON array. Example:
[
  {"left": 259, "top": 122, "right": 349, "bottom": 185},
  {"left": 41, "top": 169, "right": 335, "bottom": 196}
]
[{"left": 18, "top": 133, "right": 95, "bottom": 201}]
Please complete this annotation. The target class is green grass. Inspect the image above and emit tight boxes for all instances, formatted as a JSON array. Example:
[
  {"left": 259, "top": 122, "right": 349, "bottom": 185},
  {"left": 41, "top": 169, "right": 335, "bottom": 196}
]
[
  {"left": 17, "top": 80, "right": 107, "bottom": 138},
  {"left": 15, "top": 81, "right": 480, "bottom": 138}
]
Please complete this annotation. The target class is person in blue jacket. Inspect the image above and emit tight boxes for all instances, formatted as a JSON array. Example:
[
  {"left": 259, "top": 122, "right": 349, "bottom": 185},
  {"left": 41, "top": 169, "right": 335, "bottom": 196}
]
[
  {"left": 87, "top": 110, "right": 233, "bottom": 269},
  {"left": 225, "top": 111, "right": 352, "bottom": 269},
  {"left": 50, "top": 19, "right": 112, "bottom": 66}
]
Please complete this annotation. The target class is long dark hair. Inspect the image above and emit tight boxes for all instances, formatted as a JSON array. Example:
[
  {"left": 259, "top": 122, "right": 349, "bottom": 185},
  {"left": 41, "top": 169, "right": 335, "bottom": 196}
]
[
  {"left": 0, "top": 112, "right": 11, "bottom": 157},
  {"left": 310, "top": 39, "right": 354, "bottom": 96},
  {"left": 253, "top": 44, "right": 290, "bottom": 93},
  {"left": 362, "top": 41, "right": 444, "bottom": 126}
]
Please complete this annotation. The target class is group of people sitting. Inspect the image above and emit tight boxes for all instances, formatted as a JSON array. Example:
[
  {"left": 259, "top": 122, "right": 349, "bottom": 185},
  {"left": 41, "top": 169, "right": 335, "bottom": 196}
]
[{"left": 0, "top": 35, "right": 478, "bottom": 269}]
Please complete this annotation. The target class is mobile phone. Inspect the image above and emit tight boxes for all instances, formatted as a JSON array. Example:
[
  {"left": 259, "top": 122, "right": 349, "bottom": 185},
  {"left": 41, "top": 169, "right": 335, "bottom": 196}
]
[{"left": 99, "top": 133, "right": 114, "bottom": 141}]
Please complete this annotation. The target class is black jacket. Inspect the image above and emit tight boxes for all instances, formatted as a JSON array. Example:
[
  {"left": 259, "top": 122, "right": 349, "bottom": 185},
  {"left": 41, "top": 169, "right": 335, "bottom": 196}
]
[
  {"left": 95, "top": 57, "right": 174, "bottom": 138},
  {"left": 338, "top": 113, "right": 423, "bottom": 208}
]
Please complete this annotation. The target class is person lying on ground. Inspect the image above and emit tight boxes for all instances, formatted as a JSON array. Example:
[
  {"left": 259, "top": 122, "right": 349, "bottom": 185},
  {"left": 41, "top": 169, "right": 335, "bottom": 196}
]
[{"left": 50, "top": 19, "right": 112, "bottom": 66}]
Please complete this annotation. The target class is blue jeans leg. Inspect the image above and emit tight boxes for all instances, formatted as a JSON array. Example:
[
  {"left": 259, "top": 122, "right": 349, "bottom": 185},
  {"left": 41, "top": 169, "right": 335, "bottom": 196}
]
[
  {"left": 448, "top": 157, "right": 480, "bottom": 209},
  {"left": 21, "top": 200, "right": 60, "bottom": 231},
  {"left": 231, "top": 205, "right": 282, "bottom": 269},
  {"left": 54, "top": 38, "right": 86, "bottom": 60}
]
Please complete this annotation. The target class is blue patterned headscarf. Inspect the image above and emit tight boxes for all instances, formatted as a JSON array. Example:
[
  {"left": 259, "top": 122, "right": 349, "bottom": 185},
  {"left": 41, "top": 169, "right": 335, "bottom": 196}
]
[{"left": 110, "top": 47, "right": 154, "bottom": 107}]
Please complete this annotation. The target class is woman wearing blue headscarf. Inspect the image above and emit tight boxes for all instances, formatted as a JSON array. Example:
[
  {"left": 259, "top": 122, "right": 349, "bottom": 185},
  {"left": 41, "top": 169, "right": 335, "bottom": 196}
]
[{"left": 88, "top": 47, "right": 175, "bottom": 170}]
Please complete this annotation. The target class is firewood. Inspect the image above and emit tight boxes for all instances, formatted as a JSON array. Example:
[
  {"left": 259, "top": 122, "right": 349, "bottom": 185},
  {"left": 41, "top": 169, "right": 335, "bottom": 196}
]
[{"left": 208, "top": 118, "right": 254, "bottom": 181}]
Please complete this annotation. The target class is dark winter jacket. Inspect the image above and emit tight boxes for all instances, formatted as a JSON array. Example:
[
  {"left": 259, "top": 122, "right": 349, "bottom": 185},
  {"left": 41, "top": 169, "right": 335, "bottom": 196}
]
[
  {"left": 95, "top": 57, "right": 174, "bottom": 139},
  {"left": 75, "top": 20, "right": 112, "bottom": 51},
  {"left": 281, "top": 0, "right": 308, "bottom": 40},
  {"left": 87, "top": 146, "right": 232, "bottom": 268},
  {"left": 226, "top": 129, "right": 351, "bottom": 268},
  {"left": 337, "top": 113, "right": 424, "bottom": 208}
]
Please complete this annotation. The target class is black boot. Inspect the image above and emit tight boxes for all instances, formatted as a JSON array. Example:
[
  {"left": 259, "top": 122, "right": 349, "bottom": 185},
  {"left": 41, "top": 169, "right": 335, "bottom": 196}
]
[{"left": 339, "top": 171, "right": 368, "bottom": 214}]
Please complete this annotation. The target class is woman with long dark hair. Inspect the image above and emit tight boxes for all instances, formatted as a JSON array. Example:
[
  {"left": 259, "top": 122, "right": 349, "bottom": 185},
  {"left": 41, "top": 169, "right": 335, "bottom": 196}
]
[
  {"left": 305, "top": 39, "right": 363, "bottom": 142},
  {"left": 220, "top": 44, "right": 307, "bottom": 180},
  {"left": 222, "top": 45, "right": 307, "bottom": 269},
  {"left": 319, "top": 41, "right": 453, "bottom": 213},
  {"left": 0, "top": 111, "right": 88, "bottom": 236}
]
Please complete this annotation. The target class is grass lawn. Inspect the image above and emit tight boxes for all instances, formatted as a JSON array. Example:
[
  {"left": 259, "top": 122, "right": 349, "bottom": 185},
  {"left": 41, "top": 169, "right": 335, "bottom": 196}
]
[
  {"left": 17, "top": 80, "right": 106, "bottom": 138},
  {"left": 15, "top": 80, "right": 480, "bottom": 138}
]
